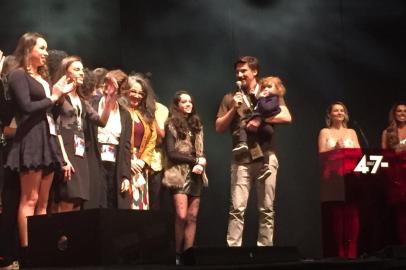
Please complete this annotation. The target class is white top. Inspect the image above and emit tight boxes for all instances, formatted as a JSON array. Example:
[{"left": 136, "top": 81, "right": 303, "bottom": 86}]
[
  {"left": 36, "top": 76, "right": 56, "bottom": 135},
  {"left": 324, "top": 129, "right": 355, "bottom": 150},
  {"left": 97, "top": 97, "right": 121, "bottom": 145}
]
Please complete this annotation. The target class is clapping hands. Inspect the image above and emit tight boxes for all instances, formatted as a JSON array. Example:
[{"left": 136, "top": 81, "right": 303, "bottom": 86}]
[
  {"left": 0, "top": 50, "right": 5, "bottom": 75},
  {"left": 192, "top": 157, "right": 206, "bottom": 175},
  {"left": 51, "top": 75, "right": 76, "bottom": 102}
]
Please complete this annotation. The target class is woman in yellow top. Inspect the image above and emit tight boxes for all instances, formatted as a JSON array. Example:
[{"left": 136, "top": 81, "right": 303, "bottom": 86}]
[{"left": 120, "top": 73, "right": 157, "bottom": 209}]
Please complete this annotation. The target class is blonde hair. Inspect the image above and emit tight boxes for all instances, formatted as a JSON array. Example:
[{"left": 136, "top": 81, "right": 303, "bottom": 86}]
[
  {"left": 259, "top": 76, "right": 286, "bottom": 96},
  {"left": 325, "top": 101, "right": 349, "bottom": 128}
]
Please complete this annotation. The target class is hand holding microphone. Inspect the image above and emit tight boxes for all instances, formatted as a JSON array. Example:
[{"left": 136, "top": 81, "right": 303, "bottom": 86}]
[{"left": 234, "top": 81, "right": 243, "bottom": 107}]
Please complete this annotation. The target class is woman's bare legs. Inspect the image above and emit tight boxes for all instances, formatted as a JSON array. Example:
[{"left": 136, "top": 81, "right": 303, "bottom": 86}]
[
  {"left": 183, "top": 196, "right": 200, "bottom": 250},
  {"left": 173, "top": 194, "right": 188, "bottom": 253},
  {"left": 35, "top": 172, "right": 54, "bottom": 215},
  {"left": 18, "top": 170, "right": 42, "bottom": 247}
]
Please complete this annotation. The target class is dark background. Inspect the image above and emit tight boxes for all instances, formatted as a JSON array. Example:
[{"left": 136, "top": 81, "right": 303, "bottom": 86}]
[{"left": 1, "top": 0, "right": 405, "bottom": 258}]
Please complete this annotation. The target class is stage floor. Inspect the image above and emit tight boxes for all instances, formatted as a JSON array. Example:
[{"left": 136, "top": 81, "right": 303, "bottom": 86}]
[{"left": 19, "top": 257, "right": 406, "bottom": 270}]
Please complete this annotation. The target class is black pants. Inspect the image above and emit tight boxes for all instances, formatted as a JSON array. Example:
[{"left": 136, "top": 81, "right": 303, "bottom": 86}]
[
  {"left": 149, "top": 170, "right": 173, "bottom": 213},
  {"left": 239, "top": 122, "right": 274, "bottom": 149},
  {"left": 100, "top": 161, "right": 117, "bottom": 208}
]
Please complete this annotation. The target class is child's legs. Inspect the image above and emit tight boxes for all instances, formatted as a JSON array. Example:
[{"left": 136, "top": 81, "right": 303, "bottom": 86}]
[{"left": 258, "top": 123, "right": 274, "bottom": 152}]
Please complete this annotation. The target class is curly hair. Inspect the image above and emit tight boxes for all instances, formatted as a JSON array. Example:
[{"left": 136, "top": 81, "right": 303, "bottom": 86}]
[
  {"left": 167, "top": 90, "right": 202, "bottom": 140},
  {"left": 47, "top": 50, "right": 68, "bottom": 85},
  {"left": 385, "top": 101, "right": 406, "bottom": 149},
  {"left": 325, "top": 101, "right": 349, "bottom": 128},
  {"left": 78, "top": 68, "right": 96, "bottom": 100},
  {"left": 120, "top": 73, "right": 156, "bottom": 124},
  {"left": 259, "top": 76, "right": 286, "bottom": 96}
]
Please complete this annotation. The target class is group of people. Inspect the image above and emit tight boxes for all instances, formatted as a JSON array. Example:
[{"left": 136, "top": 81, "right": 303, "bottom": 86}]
[
  {"left": 0, "top": 31, "right": 404, "bottom": 268},
  {"left": 0, "top": 33, "right": 293, "bottom": 267},
  {"left": 0, "top": 33, "right": 292, "bottom": 268},
  {"left": 318, "top": 101, "right": 406, "bottom": 258},
  {"left": 0, "top": 32, "right": 212, "bottom": 268}
]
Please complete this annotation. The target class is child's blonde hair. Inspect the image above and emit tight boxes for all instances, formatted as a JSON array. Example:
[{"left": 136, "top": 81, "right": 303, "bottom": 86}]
[{"left": 259, "top": 76, "right": 286, "bottom": 96}]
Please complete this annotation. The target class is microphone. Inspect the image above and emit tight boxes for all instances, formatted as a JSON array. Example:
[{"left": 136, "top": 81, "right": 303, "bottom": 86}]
[
  {"left": 236, "top": 81, "right": 243, "bottom": 106},
  {"left": 236, "top": 80, "right": 242, "bottom": 90},
  {"left": 352, "top": 120, "right": 370, "bottom": 148}
]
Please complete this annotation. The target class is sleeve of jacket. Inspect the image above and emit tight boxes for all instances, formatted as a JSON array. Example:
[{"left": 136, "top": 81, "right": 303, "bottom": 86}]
[
  {"left": 9, "top": 69, "right": 53, "bottom": 114},
  {"left": 121, "top": 110, "right": 132, "bottom": 180},
  {"left": 139, "top": 121, "right": 157, "bottom": 166}
]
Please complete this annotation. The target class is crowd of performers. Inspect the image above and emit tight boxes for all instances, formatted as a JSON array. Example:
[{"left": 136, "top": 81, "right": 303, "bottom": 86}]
[{"left": 0, "top": 32, "right": 405, "bottom": 268}]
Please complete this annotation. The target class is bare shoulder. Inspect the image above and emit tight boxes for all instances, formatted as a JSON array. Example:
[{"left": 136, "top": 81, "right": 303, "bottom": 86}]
[
  {"left": 348, "top": 128, "right": 357, "bottom": 135},
  {"left": 319, "top": 128, "right": 329, "bottom": 135}
]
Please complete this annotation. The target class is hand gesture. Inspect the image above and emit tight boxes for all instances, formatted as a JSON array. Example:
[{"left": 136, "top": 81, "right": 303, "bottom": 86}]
[
  {"left": 246, "top": 116, "right": 261, "bottom": 132},
  {"left": 53, "top": 75, "right": 76, "bottom": 97},
  {"left": 121, "top": 178, "right": 130, "bottom": 193},
  {"left": 0, "top": 50, "right": 5, "bottom": 75},
  {"left": 131, "top": 158, "right": 145, "bottom": 174},
  {"left": 104, "top": 76, "right": 118, "bottom": 97},
  {"left": 196, "top": 157, "right": 207, "bottom": 167},
  {"left": 192, "top": 164, "right": 204, "bottom": 175},
  {"left": 233, "top": 92, "right": 243, "bottom": 108},
  {"left": 63, "top": 160, "right": 75, "bottom": 181},
  {"left": 395, "top": 143, "right": 406, "bottom": 153},
  {"left": 335, "top": 138, "right": 346, "bottom": 149}
]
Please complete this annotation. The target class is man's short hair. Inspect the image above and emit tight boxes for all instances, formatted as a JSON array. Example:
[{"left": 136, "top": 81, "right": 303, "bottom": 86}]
[{"left": 234, "top": 56, "right": 259, "bottom": 72}]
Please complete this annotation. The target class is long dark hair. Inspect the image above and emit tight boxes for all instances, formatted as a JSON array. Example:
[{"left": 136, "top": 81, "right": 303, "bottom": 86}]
[
  {"left": 14, "top": 32, "right": 44, "bottom": 70},
  {"left": 168, "top": 90, "right": 202, "bottom": 139},
  {"left": 121, "top": 73, "right": 156, "bottom": 124},
  {"left": 47, "top": 49, "right": 68, "bottom": 85},
  {"left": 54, "top": 56, "right": 84, "bottom": 98},
  {"left": 385, "top": 101, "right": 406, "bottom": 149},
  {"left": 13, "top": 32, "right": 49, "bottom": 80}
]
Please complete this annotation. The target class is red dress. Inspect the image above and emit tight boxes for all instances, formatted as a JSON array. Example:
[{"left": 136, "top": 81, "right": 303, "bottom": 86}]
[{"left": 319, "top": 148, "right": 362, "bottom": 258}]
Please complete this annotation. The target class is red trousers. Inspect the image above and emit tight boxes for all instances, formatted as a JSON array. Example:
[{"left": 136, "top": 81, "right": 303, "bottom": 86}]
[{"left": 321, "top": 202, "right": 359, "bottom": 258}]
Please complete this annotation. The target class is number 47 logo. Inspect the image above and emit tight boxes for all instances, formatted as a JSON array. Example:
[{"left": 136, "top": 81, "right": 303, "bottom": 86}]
[{"left": 354, "top": 155, "right": 389, "bottom": 174}]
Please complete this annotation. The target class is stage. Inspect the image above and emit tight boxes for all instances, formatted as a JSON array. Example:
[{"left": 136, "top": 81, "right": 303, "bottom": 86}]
[
  {"left": 19, "top": 257, "right": 406, "bottom": 270},
  {"left": 13, "top": 209, "right": 406, "bottom": 270}
]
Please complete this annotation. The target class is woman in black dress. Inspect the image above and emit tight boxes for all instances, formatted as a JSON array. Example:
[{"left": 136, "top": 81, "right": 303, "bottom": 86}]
[
  {"left": 5, "top": 32, "right": 74, "bottom": 248},
  {"left": 54, "top": 56, "right": 117, "bottom": 212},
  {"left": 163, "top": 91, "right": 208, "bottom": 263}
]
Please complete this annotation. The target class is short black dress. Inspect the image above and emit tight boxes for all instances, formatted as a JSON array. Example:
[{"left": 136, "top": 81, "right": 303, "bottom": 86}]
[
  {"left": 5, "top": 69, "right": 63, "bottom": 173},
  {"left": 56, "top": 95, "right": 103, "bottom": 202}
]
